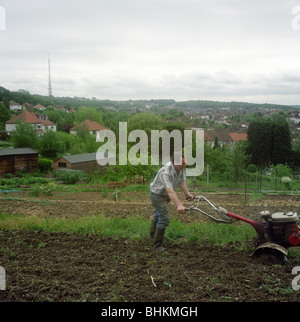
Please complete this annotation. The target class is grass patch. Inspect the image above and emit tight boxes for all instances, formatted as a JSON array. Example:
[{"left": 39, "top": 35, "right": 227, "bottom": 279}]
[
  {"left": 166, "top": 220, "right": 256, "bottom": 246},
  {"left": 0, "top": 212, "right": 257, "bottom": 247}
]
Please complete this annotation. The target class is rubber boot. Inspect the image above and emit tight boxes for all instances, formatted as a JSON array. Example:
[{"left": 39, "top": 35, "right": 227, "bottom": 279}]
[
  {"left": 153, "top": 228, "right": 166, "bottom": 251},
  {"left": 150, "top": 222, "right": 156, "bottom": 240}
]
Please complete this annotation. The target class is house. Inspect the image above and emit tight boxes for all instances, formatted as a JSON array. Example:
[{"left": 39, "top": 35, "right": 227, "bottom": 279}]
[
  {"left": 70, "top": 119, "right": 108, "bottom": 136},
  {"left": 22, "top": 103, "right": 33, "bottom": 111},
  {"left": 229, "top": 132, "right": 247, "bottom": 143},
  {"left": 204, "top": 130, "right": 247, "bottom": 148},
  {"left": 0, "top": 148, "right": 39, "bottom": 176},
  {"left": 53, "top": 152, "right": 116, "bottom": 175},
  {"left": 5, "top": 110, "right": 56, "bottom": 135},
  {"left": 5, "top": 110, "right": 42, "bottom": 134},
  {"left": 34, "top": 104, "right": 46, "bottom": 112},
  {"left": 37, "top": 114, "right": 57, "bottom": 132},
  {"left": 9, "top": 101, "right": 23, "bottom": 112},
  {"left": 204, "top": 130, "right": 233, "bottom": 147}
]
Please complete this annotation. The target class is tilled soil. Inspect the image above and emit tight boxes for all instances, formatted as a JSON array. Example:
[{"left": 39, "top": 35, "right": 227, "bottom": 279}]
[
  {"left": 0, "top": 191, "right": 300, "bottom": 302},
  {"left": 0, "top": 191, "right": 299, "bottom": 223},
  {"left": 1, "top": 230, "right": 300, "bottom": 302}
]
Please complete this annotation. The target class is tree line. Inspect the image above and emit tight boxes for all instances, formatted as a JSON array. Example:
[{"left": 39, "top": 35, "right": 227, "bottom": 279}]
[
  {"left": 1, "top": 86, "right": 300, "bottom": 186},
  {"left": 6, "top": 110, "right": 300, "bottom": 185}
]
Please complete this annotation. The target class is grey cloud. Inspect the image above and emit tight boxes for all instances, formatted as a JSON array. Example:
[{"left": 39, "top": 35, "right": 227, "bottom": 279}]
[{"left": 0, "top": 0, "right": 300, "bottom": 104}]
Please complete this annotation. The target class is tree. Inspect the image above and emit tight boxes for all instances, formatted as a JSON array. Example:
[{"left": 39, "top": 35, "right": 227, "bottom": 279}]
[
  {"left": 247, "top": 114, "right": 291, "bottom": 167},
  {"left": 293, "top": 134, "right": 300, "bottom": 155},
  {"left": 38, "top": 131, "right": 66, "bottom": 159},
  {"left": 247, "top": 114, "right": 292, "bottom": 189},
  {"left": 127, "top": 113, "right": 163, "bottom": 135},
  {"left": 76, "top": 106, "right": 103, "bottom": 124},
  {"left": 0, "top": 102, "right": 10, "bottom": 131},
  {"left": 10, "top": 121, "right": 39, "bottom": 149},
  {"left": 231, "top": 141, "right": 248, "bottom": 184},
  {"left": 291, "top": 134, "right": 300, "bottom": 171},
  {"left": 247, "top": 117, "right": 272, "bottom": 168},
  {"left": 204, "top": 143, "right": 231, "bottom": 180},
  {"left": 269, "top": 113, "right": 291, "bottom": 165}
]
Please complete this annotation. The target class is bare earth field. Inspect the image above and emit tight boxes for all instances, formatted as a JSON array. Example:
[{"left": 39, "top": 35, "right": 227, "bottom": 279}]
[{"left": 0, "top": 190, "right": 300, "bottom": 302}]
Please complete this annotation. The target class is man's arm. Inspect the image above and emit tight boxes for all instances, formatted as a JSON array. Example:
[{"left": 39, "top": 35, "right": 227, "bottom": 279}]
[
  {"left": 165, "top": 187, "right": 185, "bottom": 213},
  {"left": 179, "top": 181, "right": 194, "bottom": 201}
]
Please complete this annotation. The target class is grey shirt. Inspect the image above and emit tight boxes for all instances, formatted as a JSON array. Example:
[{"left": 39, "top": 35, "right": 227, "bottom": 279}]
[{"left": 150, "top": 162, "right": 186, "bottom": 196}]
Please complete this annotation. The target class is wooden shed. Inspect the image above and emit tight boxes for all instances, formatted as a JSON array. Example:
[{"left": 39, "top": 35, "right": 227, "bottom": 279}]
[
  {"left": 0, "top": 148, "right": 39, "bottom": 176},
  {"left": 53, "top": 152, "right": 116, "bottom": 175}
]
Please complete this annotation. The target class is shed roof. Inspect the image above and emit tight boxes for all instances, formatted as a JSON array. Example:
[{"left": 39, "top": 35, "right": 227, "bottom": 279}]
[
  {"left": 0, "top": 148, "right": 38, "bottom": 156},
  {"left": 57, "top": 152, "right": 115, "bottom": 164}
]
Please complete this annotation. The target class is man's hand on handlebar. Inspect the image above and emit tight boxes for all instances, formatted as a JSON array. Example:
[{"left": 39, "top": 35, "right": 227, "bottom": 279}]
[
  {"left": 185, "top": 193, "right": 194, "bottom": 201},
  {"left": 177, "top": 204, "right": 186, "bottom": 213}
]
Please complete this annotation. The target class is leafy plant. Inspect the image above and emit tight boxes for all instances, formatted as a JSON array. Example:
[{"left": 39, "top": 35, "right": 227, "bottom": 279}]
[
  {"left": 282, "top": 176, "right": 292, "bottom": 190},
  {"left": 29, "top": 184, "right": 42, "bottom": 197},
  {"left": 29, "top": 182, "right": 56, "bottom": 196},
  {"left": 112, "top": 188, "right": 121, "bottom": 201},
  {"left": 55, "top": 171, "right": 81, "bottom": 184},
  {"left": 39, "top": 158, "right": 53, "bottom": 173}
]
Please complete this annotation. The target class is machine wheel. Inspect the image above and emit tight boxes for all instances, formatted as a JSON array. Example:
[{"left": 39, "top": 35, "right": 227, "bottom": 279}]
[{"left": 251, "top": 242, "right": 288, "bottom": 265}]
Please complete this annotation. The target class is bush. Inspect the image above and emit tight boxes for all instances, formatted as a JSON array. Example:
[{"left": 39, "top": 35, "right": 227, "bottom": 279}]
[
  {"left": 38, "top": 131, "right": 66, "bottom": 158},
  {"left": 247, "top": 164, "right": 257, "bottom": 173},
  {"left": 39, "top": 158, "right": 53, "bottom": 173},
  {"left": 3, "top": 173, "right": 13, "bottom": 179},
  {"left": 275, "top": 164, "right": 292, "bottom": 177},
  {"left": 29, "top": 182, "right": 56, "bottom": 196},
  {"left": 55, "top": 171, "right": 81, "bottom": 184},
  {"left": 282, "top": 176, "right": 292, "bottom": 190},
  {"left": 15, "top": 168, "right": 26, "bottom": 177}
]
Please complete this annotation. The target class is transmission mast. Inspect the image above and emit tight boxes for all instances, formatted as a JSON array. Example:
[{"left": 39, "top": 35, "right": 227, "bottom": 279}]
[{"left": 48, "top": 54, "right": 53, "bottom": 97}]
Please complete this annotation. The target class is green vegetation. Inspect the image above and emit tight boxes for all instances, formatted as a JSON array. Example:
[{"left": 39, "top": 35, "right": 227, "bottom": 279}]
[
  {"left": 10, "top": 121, "right": 39, "bottom": 149},
  {"left": 0, "top": 175, "right": 49, "bottom": 188},
  {"left": 38, "top": 158, "right": 53, "bottom": 173},
  {"left": 55, "top": 171, "right": 82, "bottom": 184},
  {"left": 1, "top": 85, "right": 300, "bottom": 189},
  {"left": 0, "top": 213, "right": 256, "bottom": 247}
]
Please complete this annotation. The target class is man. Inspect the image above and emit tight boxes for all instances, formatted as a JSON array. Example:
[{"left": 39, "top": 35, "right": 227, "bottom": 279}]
[{"left": 149, "top": 155, "right": 193, "bottom": 251}]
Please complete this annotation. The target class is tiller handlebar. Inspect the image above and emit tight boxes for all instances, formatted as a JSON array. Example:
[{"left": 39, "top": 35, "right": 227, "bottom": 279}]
[
  {"left": 185, "top": 195, "right": 280, "bottom": 243},
  {"left": 185, "top": 196, "right": 234, "bottom": 223}
]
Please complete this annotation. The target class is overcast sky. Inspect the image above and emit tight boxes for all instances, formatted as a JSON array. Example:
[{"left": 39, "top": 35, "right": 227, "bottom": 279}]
[{"left": 1, "top": 0, "right": 300, "bottom": 105}]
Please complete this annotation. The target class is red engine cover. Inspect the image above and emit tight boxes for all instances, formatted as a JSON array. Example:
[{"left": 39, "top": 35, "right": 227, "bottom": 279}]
[{"left": 288, "top": 233, "right": 300, "bottom": 246}]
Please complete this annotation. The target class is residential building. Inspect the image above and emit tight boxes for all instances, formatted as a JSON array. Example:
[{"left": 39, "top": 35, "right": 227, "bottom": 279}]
[
  {"left": 34, "top": 104, "right": 46, "bottom": 112},
  {"left": 204, "top": 130, "right": 247, "bottom": 147},
  {"left": 229, "top": 132, "right": 248, "bottom": 143},
  {"left": 5, "top": 110, "right": 56, "bottom": 135},
  {"left": 22, "top": 103, "right": 33, "bottom": 111},
  {"left": 9, "top": 101, "right": 23, "bottom": 112},
  {"left": 70, "top": 119, "right": 108, "bottom": 136}
]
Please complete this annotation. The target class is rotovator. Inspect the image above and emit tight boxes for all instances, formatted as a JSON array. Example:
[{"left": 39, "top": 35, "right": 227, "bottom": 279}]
[{"left": 185, "top": 196, "right": 300, "bottom": 263}]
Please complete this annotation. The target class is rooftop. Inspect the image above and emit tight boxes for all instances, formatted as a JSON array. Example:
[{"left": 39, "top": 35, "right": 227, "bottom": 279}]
[
  {"left": 0, "top": 148, "right": 38, "bottom": 156},
  {"left": 6, "top": 111, "right": 41, "bottom": 124},
  {"left": 57, "top": 152, "right": 115, "bottom": 164},
  {"left": 70, "top": 119, "right": 108, "bottom": 131}
]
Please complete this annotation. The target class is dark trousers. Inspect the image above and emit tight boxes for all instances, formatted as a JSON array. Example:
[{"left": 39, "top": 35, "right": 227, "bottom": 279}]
[{"left": 150, "top": 192, "right": 170, "bottom": 230}]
